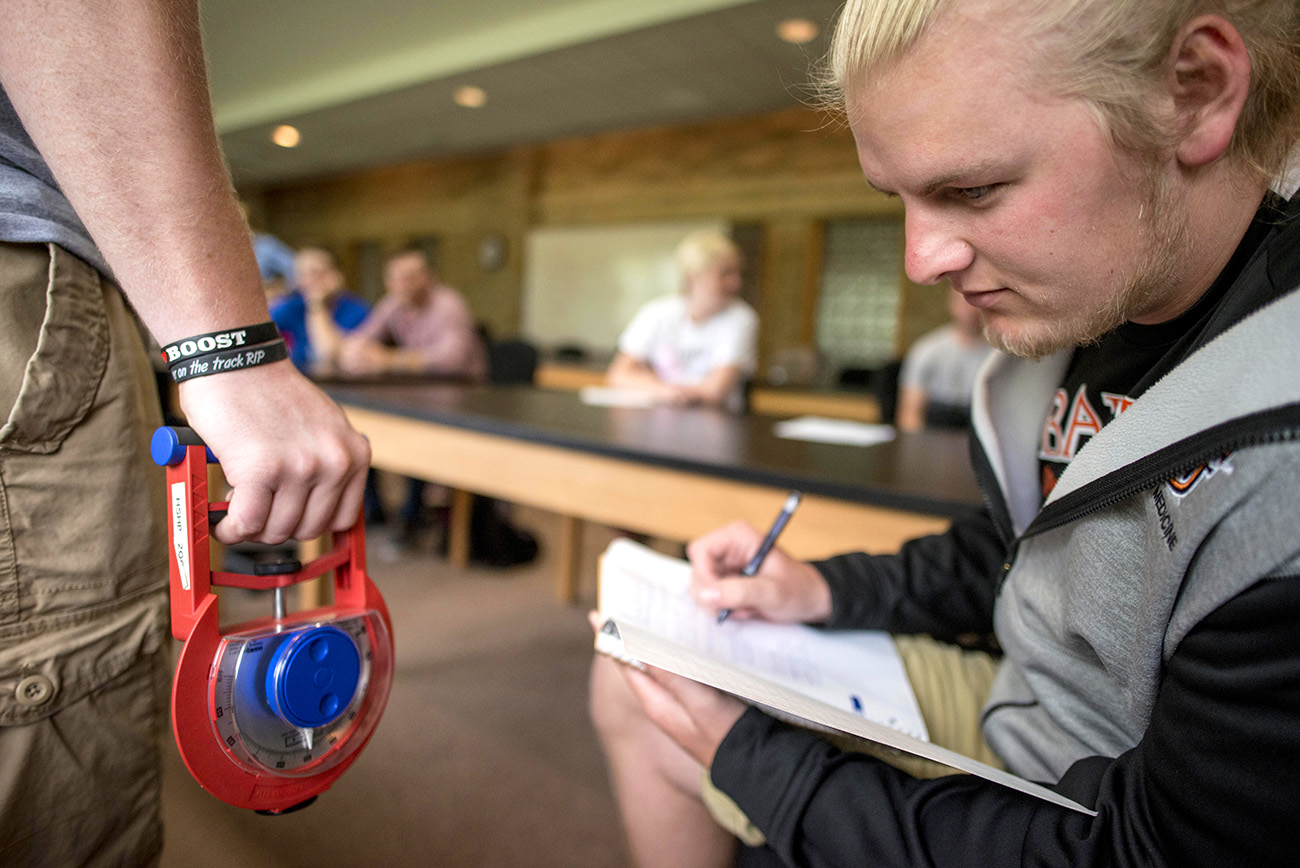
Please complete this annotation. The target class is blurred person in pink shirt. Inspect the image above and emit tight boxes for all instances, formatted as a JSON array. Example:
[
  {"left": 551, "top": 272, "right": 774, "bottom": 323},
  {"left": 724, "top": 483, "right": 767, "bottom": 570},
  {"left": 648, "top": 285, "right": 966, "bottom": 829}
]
[
  {"left": 340, "top": 246, "right": 487, "bottom": 381},
  {"left": 344, "top": 246, "right": 487, "bottom": 546}
]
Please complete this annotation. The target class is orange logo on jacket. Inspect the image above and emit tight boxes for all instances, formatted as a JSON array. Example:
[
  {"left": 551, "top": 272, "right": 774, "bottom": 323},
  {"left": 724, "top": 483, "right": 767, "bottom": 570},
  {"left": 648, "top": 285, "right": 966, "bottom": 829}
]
[
  {"left": 1167, "top": 454, "right": 1234, "bottom": 498},
  {"left": 1039, "top": 386, "right": 1135, "bottom": 498}
]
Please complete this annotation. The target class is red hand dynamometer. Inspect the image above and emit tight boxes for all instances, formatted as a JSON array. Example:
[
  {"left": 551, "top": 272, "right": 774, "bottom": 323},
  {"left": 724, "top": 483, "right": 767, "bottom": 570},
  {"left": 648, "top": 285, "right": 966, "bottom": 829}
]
[{"left": 152, "top": 426, "right": 394, "bottom": 813}]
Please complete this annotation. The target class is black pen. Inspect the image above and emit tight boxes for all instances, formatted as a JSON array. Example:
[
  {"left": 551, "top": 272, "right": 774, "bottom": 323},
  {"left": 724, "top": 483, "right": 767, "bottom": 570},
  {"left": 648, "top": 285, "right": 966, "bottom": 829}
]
[{"left": 716, "top": 491, "right": 802, "bottom": 624}]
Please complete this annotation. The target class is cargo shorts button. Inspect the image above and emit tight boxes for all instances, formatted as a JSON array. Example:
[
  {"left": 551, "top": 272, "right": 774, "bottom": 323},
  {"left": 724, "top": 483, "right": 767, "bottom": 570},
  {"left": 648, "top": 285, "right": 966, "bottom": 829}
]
[{"left": 16, "top": 674, "right": 55, "bottom": 707}]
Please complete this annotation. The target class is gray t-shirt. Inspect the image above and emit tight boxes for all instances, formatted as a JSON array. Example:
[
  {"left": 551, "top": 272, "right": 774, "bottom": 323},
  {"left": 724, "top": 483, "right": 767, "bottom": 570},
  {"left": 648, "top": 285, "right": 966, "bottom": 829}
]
[
  {"left": 0, "top": 84, "right": 109, "bottom": 278},
  {"left": 899, "top": 325, "right": 992, "bottom": 410}
]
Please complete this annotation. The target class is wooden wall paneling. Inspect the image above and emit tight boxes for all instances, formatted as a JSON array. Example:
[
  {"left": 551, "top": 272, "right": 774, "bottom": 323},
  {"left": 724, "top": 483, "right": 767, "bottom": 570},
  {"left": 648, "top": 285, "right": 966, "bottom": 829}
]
[
  {"left": 731, "top": 221, "right": 765, "bottom": 310},
  {"left": 893, "top": 274, "right": 952, "bottom": 358},
  {"left": 239, "top": 190, "right": 272, "bottom": 237},
  {"left": 799, "top": 220, "right": 825, "bottom": 345},
  {"left": 758, "top": 217, "right": 819, "bottom": 370},
  {"left": 474, "top": 146, "right": 537, "bottom": 338},
  {"left": 263, "top": 148, "right": 538, "bottom": 336},
  {"left": 256, "top": 106, "right": 919, "bottom": 356},
  {"left": 349, "top": 239, "right": 386, "bottom": 302},
  {"left": 533, "top": 108, "right": 889, "bottom": 226}
]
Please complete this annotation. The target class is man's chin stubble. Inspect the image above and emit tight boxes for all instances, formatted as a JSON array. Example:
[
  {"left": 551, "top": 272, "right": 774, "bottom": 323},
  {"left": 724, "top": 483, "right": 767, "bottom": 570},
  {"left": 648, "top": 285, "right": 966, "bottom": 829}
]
[
  {"left": 980, "top": 298, "right": 1132, "bottom": 359},
  {"left": 980, "top": 191, "right": 1186, "bottom": 359}
]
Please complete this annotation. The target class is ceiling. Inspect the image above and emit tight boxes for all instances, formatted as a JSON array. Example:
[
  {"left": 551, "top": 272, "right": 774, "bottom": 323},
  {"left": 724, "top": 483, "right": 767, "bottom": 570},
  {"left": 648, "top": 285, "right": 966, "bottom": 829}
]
[{"left": 202, "top": 0, "right": 846, "bottom": 188}]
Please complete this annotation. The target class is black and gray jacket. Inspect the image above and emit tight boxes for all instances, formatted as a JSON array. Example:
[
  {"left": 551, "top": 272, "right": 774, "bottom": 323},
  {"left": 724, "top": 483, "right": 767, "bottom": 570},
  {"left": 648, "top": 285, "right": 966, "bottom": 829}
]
[{"left": 710, "top": 193, "right": 1300, "bottom": 867}]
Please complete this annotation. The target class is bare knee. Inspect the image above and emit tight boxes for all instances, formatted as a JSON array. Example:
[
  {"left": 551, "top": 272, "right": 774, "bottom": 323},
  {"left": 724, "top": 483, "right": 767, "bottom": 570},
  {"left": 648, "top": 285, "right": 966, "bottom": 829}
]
[{"left": 589, "top": 653, "right": 650, "bottom": 742}]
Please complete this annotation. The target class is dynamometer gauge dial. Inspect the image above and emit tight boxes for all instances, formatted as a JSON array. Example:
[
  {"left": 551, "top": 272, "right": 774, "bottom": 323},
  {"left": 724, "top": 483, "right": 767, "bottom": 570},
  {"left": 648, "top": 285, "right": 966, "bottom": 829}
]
[{"left": 209, "top": 615, "right": 390, "bottom": 776}]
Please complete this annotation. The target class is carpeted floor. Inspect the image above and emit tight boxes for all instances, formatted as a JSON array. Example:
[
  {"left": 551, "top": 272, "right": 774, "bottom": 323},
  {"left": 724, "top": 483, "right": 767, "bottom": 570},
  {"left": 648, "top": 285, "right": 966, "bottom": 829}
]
[{"left": 160, "top": 507, "right": 630, "bottom": 868}]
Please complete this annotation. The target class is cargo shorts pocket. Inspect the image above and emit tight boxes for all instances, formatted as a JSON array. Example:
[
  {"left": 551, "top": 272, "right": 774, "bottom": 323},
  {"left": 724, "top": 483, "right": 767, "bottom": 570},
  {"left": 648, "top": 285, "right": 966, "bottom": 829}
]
[{"left": 0, "top": 244, "right": 110, "bottom": 455}]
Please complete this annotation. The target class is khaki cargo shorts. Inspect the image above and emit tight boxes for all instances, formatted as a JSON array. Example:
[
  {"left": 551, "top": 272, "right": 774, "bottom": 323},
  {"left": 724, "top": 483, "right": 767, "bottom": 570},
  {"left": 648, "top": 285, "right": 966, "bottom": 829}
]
[
  {"left": 0, "top": 242, "right": 170, "bottom": 867},
  {"left": 701, "top": 633, "right": 1003, "bottom": 847}
]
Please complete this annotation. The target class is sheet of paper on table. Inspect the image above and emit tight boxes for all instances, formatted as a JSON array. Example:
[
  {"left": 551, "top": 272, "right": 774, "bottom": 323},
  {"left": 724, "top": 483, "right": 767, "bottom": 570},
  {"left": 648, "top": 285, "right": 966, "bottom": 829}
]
[
  {"left": 772, "top": 415, "right": 896, "bottom": 447},
  {"left": 579, "top": 386, "right": 659, "bottom": 408}
]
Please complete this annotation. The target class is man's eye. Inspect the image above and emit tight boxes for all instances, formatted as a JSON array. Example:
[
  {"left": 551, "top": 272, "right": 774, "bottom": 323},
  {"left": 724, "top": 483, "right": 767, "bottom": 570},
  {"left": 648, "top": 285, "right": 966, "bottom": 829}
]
[{"left": 956, "top": 185, "right": 996, "bottom": 201}]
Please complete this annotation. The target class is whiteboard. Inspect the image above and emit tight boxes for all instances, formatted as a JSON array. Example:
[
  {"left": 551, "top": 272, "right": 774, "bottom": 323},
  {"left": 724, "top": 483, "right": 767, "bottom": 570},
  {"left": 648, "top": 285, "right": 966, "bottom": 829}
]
[{"left": 521, "top": 220, "right": 730, "bottom": 353}]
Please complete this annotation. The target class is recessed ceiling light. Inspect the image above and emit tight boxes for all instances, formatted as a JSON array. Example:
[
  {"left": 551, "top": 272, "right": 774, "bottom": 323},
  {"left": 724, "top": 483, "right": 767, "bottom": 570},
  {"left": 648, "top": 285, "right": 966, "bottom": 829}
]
[
  {"left": 271, "top": 125, "right": 300, "bottom": 148},
  {"left": 776, "top": 18, "right": 819, "bottom": 45},
  {"left": 453, "top": 86, "right": 488, "bottom": 109}
]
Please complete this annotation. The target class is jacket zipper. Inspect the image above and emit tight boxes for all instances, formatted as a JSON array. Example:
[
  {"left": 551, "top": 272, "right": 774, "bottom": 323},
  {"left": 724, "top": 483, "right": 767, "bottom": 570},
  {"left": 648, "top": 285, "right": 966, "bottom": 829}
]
[
  {"left": 1026, "top": 412, "right": 1300, "bottom": 537},
  {"left": 975, "top": 407, "right": 1300, "bottom": 589}
]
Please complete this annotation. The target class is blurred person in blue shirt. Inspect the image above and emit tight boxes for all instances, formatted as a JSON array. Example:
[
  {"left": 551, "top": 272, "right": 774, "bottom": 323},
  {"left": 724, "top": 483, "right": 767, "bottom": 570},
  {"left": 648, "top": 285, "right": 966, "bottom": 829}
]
[{"left": 270, "top": 245, "right": 370, "bottom": 375}]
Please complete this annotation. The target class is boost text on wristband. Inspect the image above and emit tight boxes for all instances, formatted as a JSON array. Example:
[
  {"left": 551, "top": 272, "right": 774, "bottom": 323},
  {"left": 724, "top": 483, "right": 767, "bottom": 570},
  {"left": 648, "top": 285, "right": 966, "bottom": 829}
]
[
  {"left": 169, "top": 339, "right": 289, "bottom": 383},
  {"left": 161, "top": 321, "right": 281, "bottom": 367}
]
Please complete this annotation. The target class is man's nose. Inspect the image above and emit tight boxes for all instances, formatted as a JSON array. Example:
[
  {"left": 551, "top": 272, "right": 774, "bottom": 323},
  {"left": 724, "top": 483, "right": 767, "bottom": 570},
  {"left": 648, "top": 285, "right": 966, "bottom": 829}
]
[{"left": 903, "top": 208, "right": 974, "bottom": 285}]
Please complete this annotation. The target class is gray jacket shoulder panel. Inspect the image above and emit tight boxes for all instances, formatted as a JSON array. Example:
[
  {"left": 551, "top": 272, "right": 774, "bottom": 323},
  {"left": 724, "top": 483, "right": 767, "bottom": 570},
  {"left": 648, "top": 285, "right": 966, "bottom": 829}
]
[{"left": 1166, "top": 441, "right": 1300, "bottom": 650}]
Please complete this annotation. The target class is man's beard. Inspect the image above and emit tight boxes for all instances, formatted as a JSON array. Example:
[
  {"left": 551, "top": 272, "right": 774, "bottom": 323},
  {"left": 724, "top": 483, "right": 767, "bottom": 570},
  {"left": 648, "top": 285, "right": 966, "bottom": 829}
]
[{"left": 984, "top": 168, "right": 1189, "bottom": 359}]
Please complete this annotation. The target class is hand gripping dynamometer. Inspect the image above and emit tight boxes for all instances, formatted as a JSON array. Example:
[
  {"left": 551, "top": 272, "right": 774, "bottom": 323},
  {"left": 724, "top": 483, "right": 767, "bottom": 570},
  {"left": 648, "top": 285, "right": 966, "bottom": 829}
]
[{"left": 152, "top": 426, "right": 394, "bottom": 813}]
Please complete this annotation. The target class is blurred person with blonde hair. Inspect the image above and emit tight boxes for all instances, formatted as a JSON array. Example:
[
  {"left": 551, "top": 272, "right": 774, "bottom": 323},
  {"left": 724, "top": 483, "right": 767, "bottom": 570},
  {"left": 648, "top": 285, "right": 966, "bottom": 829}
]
[{"left": 607, "top": 230, "right": 758, "bottom": 411}]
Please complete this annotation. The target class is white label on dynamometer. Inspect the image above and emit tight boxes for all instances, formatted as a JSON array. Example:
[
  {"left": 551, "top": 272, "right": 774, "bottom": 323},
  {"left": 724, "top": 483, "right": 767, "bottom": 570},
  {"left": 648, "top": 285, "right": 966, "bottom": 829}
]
[{"left": 170, "top": 482, "right": 191, "bottom": 591}]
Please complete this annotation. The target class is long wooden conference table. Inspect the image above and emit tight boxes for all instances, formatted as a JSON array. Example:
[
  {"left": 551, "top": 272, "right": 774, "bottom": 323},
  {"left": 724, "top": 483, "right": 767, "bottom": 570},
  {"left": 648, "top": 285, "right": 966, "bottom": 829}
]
[{"left": 323, "top": 383, "right": 984, "bottom": 602}]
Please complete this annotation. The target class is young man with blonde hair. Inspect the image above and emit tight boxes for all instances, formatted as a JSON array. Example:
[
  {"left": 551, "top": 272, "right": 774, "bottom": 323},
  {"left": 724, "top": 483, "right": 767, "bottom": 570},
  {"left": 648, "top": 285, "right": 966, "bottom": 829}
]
[{"left": 591, "top": 1, "right": 1300, "bottom": 865}]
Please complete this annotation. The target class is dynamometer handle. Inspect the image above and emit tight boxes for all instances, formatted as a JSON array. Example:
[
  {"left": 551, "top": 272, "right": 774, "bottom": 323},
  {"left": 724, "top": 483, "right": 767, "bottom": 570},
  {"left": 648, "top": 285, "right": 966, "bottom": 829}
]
[
  {"left": 150, "top": 425, "right": 375, "bottom": 641},
  {"left": 152, "top": 426, "right": 215, "bottom": 640}
]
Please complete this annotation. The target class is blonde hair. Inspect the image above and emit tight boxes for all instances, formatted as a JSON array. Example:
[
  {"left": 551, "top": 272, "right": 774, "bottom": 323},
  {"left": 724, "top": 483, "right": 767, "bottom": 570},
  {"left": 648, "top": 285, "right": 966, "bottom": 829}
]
[
  {"left": 676, "top": 230, "right": 741, "bottom": 283},
  {"left": 823, "top": 0, "right": 1300, "bottom": 184}
]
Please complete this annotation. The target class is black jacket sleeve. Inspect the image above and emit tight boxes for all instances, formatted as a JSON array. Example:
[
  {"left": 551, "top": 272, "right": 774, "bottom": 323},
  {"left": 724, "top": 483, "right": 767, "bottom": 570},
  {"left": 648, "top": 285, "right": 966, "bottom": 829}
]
[
  {"left": 710, "top": 575, "right": 1300, "bottom": 867},
  {"left": 815, "top": 506, "right": 1007, "bottom": 638}
]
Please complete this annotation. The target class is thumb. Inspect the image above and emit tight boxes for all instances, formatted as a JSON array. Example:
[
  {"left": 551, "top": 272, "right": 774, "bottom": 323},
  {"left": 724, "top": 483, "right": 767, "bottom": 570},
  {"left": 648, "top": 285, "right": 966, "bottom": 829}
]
[{"left": 212, "top": 481, "right": 273, "bottom": 544}]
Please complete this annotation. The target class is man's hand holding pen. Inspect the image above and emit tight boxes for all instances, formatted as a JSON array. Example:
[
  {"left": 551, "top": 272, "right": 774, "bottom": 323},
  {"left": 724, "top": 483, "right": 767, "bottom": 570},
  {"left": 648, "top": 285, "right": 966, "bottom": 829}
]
[
  {"left": 601, "top": 498, "right": 837, "bottom": 777},
  {"left": 687, "top": 518, "right": 833, "bottom": 626}
]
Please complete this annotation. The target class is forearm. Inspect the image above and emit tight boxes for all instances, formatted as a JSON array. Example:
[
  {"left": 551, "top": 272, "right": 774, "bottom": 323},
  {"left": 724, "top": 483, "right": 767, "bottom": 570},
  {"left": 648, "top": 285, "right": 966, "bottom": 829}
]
[
  {"left": 366, "top": 344, "right": 423, "bottom": 375},
  {"left": 0, "top": 0, "right": 266, "bottom": 345},
  {"left": 607, "top": 353, "right": 670, "bottom": 391},
  {"left": 683, "top": 365, "right": 743, "bottom": 408},
  {"left": 410, "top": 332, "right": 481, "bottom": 376},
  {"left": 714, "top": 576, "right": 1300, "bottom": 868},
  {"left": 0, "top": 2, "right": 374, "bottom": 546},
  {"left": 305, "top": 304, "right": 346, "bottom": 373},
  {"left": 816, "top": 507, "right": 1007, "bottom": 636},
  {"left": 896, "top": 386, "right": 927, "bottom": 432},
  {"left": 712, "top": 710, "right": 1044, "bottom": 868}
]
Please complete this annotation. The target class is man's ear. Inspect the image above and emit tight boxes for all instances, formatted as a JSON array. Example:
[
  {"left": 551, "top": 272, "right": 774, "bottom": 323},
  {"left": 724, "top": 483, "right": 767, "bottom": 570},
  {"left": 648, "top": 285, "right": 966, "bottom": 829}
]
[{"left": 1167, "top": 15, "right": 1252, "bottom": 168}]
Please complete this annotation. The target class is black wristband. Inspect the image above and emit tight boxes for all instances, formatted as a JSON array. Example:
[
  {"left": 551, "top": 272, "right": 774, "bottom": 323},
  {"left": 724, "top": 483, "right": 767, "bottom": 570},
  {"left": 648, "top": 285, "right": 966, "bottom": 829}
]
[
  {"left": 161, "top": 321, "right": 281, "bottom": 368},
  {"left": 169, "top": 339, "right": 289, "bottom": 383}
]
